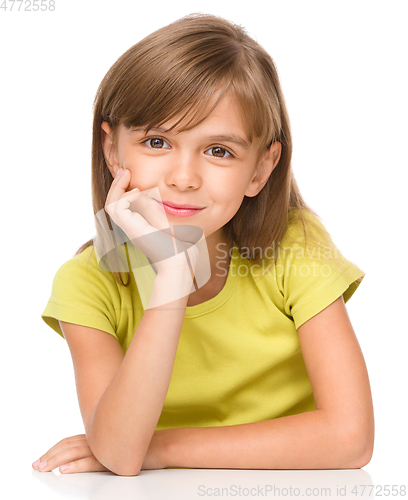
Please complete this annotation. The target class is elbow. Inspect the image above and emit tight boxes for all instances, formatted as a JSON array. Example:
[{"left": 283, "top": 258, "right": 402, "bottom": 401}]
[
  {"left": 352, "top": 446, "right": 374, "bottom": 469},
  {"left": 87, "top": 432, "right": 143, "bottom": 477},
  {"left": 340, "top": 420, "right": 375, "bottom": 469},
  {"left": 108, "top": 457, "right": 143, "bottom": 477},
  {"left": 349, "top": 433, "right": 374, "bottom": 469},
  {"left": 92, "top": 448, "right": 143, "bottom": 477},
  {"left": 109, "top": 465, "right": 142, "bottom": 477},
  {"left": 93, "top": 452, "right": 142, "bottom": 477}
]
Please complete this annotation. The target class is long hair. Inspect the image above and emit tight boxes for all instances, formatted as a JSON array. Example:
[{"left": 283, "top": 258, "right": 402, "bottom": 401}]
[{"left": 77, "top": 13, "right": 343, "bottom": 286}]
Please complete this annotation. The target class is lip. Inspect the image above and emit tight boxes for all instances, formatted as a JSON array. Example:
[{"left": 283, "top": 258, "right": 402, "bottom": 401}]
[
  {"left": 155, "top": 200, "right": 205, "bottom": 217},
  {"left": 161, "top": 200, "right": 205, "bottom": 209}
]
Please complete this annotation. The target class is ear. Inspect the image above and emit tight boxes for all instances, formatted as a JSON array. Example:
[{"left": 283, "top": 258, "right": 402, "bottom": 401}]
[
  {"left": 245, "top": 141, "right": 282, "bottom": 197},
  {"left": 101, "top": 121, "right": 120, "bottom": 177}
]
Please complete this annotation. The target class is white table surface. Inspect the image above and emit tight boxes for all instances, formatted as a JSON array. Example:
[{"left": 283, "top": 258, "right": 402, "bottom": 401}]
[{"left": 27, "top": 468, "right": 374, "bottom": 500}]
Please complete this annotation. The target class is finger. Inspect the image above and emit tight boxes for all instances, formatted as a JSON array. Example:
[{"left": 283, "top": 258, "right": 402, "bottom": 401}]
[
  {"left": 59, "top": 456, "right": 110, "bottom": 474},
  {"left": 123, "top": 187, "right": 140, "bottom": 197},
  {"left": 32, "top": 435, "right": 88, "bottom": 470},
  {"left": 105, "top": 168, "right": 131, "bottom": 208},
  {"left": 42, "top": 434, "right": 87, "bottom": 455},
  {"left": 35, "top": 445, "right": 93, "bottom": 472},
  {"left": 105, "top": 188, "right": 140, "bottom": 215}
]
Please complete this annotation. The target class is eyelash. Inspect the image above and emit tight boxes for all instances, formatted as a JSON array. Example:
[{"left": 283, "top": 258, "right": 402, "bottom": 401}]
[{"left": 142, "top": 136, "right": 235, "bottom": 159}]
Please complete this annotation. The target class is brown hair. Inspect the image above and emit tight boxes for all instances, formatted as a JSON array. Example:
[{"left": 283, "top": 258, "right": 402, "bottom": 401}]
[{"left": 76, "top": 13, "right": 346, "bottom": 286}]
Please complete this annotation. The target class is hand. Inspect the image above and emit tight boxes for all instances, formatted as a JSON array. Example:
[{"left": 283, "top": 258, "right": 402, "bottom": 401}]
[
  {"left": 32, "top": 434, "right": 110, "bottom": 474},
  {"left": 31, "top": 432, "right": 167, "bottom": 475},
  {"left": 104, "top": 168, "right": 201, "bottom": 278}
]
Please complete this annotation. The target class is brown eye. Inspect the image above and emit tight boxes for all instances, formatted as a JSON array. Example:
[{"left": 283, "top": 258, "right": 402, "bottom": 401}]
[
  {"left": 206, "top": 146, "right": 232, "bottom": 158},
  {"left": 213, "top": 147, "right": 225, "bottom": 157},
  {"left": 151, "top": 138, "right": 164, "bottom": 148},
  {"left": 145, "top": 137, "right": 170, "bottom": 149}
]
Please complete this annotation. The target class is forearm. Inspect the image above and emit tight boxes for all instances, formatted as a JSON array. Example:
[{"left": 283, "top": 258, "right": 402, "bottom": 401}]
[
  {"left": 87, "top": 274, "right": 189, "bottom": 476},
  {"left": 163, "top": 410, "right": 372, "bottom": 470}
]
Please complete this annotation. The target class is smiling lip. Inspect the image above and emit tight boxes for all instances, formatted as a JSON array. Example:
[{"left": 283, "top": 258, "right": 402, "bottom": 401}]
[
  {"left": 161, "top": 200, "right": 205, "bottom": 209},
  {"left": 155, "top": 200, "right": 204, "bottom": 217}
]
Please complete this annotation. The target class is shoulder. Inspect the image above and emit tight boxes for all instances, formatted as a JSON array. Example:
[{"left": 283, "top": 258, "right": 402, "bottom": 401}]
[
  {"left": 51, "top": 244, "right": 119, "bottom": 296},
  {"left": 42, "top": 245, "right": 124, "bottom": 339},
  {"left": 253, "top": 209, "right": 366, "bottom": 329},
  {"left": 276, "top": 208, "right": 357, "bottom": 275},
  {"left": 282, "top": 208, "right": 334, "bottom": 250},
  {"left": 42, "top": 243, "right": 145, "bottom": 352}
]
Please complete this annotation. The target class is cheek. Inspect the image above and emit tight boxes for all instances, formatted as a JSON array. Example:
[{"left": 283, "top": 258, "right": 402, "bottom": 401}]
[
  {"left": 216, "top": 177, "right": 247, "bottom": 205},
  {"left": 121, "top": 149, "right": 163, "bottom": 179},
  {"left": 119, "top": 143, "right": 134, "bottom": 166},
  {"left": 120, "top": 155, "right": 153, "bottom": 189},
  {"left": 228, "top": 196, "right": 246, "bottom": 216},
  {"left": 124, "top": 169, "right": 169, "bottom": 204}
]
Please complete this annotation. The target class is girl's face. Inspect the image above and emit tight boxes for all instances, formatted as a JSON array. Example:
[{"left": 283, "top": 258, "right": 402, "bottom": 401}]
[{"left": 101, "top": 93, "right": 281, "bottom": 252}]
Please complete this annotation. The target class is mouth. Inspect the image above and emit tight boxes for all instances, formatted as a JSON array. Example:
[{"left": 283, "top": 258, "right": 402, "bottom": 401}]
[
  {"left": 161, "top": 200, "right": 205, "bottom": 209},
  {"left": 155, "top": 200, "right": 205, "bottom": 217}
]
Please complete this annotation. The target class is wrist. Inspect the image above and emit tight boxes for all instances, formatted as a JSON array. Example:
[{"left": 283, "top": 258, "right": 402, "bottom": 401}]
[
  {"left": 155, "top": 265, "right": 194, "bottom": 292},
  {"left": 153, "top": 429, "right": 174, "bottom": 469},
  {"left": 148, "top": 274, "right": 191, "bottom": 310}
]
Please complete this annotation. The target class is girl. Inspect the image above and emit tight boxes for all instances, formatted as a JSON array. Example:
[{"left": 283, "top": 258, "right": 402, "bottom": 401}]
[{"left": 33, "top": 13, "right": 374, "bottom": 476}]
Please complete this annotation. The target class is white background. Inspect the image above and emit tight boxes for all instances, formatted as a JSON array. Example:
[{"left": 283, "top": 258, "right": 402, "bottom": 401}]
[{"left": 1, "top": 0, "right": 407, "bottom": 497}]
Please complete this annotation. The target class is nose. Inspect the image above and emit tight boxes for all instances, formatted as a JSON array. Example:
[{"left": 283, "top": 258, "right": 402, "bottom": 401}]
[{"left": 164, "top": 151, "right": 201, "bottom": 190}]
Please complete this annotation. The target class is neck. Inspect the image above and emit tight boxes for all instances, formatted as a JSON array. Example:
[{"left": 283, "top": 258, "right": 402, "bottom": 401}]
[
  {"left": 185, "top": 230, "right": 233, "bottom": 306},
  {"left": 204, "top": 230, "right": 233, "bottom": 278}
]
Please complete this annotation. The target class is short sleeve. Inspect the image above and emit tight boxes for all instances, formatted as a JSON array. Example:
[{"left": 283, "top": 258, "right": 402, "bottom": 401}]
[
  {"left": 275, "top": 214, "right": 365, "bottom": 330},
  {"left": 41, "top": 247, "right": 119, "bottom": 340}
]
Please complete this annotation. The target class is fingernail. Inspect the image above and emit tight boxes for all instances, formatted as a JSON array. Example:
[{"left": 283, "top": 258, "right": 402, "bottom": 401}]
[
  {"left": 38, "top": 460, "right": 47, "bottom": 470},
  {"left": 60, "top": 464, "right": 69, "bottom": 472},
  {"left": 116, "top": 168, "right": 124, "bottom": 177},
  {"left": 32, "top": 459, "right": 40, "bottom": 468}
]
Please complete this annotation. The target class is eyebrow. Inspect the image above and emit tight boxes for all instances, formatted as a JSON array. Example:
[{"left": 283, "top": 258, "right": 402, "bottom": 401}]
[
  {"left": 206, "top": 134, "right": 250, "bottom": 150},
  {"left": 130, "top": 127, "right": 250, "bottom": 150}
]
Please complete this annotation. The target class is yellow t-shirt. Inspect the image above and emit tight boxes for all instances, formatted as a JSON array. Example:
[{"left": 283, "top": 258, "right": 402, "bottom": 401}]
[{"left": 41, "top": 214, "right": 365, "bottom": 429}]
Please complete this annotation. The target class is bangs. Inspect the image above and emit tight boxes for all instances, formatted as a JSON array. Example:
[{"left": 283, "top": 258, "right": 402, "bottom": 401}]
[
  {"left": 126, "top": 74, "right": 234, "bottom": 137},
  {"left": 110, "top": 38, "right": 238, "bottom": 135},
  {"left": 102, "top": 16, "right": 281, "bottom": 149}
]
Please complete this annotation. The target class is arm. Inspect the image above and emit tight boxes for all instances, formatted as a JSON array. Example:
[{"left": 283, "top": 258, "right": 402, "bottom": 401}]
[
  {"left": 160, "top": 296, "right": 374, "bottom": 470},
  {"left": 61, "top": 271, "right": 190, "bottom": 477},
  {"left": 87, "top": 272, "right": 190, "bottom": 476}
]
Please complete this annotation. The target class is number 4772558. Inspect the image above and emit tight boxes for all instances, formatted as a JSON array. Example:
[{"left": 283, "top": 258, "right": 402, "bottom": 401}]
[
  {"left": 351, "top": 485, "right": 406, "bottom": 496},
  {"left": 0, "top": 0, "right": 56, "bottom": 11}
]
